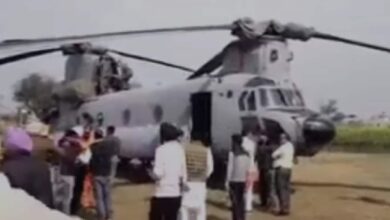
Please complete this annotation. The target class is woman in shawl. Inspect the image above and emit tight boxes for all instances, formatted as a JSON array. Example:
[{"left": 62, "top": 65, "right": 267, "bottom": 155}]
[
  {"left": 1, "top": 126, "right": 54, "bottom": 208},
  {"left": 70, "top": 126, "right": 95, "bottom": 215}
]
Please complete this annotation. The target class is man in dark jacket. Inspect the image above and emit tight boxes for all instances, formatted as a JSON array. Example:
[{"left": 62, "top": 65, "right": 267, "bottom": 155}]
[
  {"left": 54, "top": 128, "right": 83, "bottom": 214},
  {"left": 1, "top": 127, "right": 53, "bottom": 208},
  {"left": 90, "top": 129, "right": 117, "bottom": 220},
  {"left": 255, "top": 134, "right": 276, "bottom": 210}
]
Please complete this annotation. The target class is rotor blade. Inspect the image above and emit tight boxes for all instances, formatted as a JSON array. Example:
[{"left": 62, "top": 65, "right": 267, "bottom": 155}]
[
  {"left": 187, "top": 51, "right": 224, "bottom": 80},
  {"left": 109, "top": 49, "right": 195, "bottom": 73},
  {"left": 313, "top": 32, "right": 390, "bottom": 53},
  {"left": 0, "top": 24, "right": 231, "bottom": 49},
  {"left": 0, "top": 48, "right": 60, "bottom": 66}
]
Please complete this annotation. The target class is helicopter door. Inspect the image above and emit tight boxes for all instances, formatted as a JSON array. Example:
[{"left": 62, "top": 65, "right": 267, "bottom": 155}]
[{"left": 190, "top": 92, "right": 212, "bottom": 142}]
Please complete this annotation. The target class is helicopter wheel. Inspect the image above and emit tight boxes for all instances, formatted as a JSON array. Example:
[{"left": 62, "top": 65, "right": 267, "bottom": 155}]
[
  {"left": 118, "top": 157, "right": 130, "bottom": 167},
  {"left": 207, "top": 158, "right": 227, "bottom": 190}
]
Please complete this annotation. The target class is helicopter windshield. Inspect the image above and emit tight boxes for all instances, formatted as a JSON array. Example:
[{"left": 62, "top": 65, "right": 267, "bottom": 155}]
[
  {"left": 271, "top": 89, "right": 288, "bottom": 106},
  {"left": 271, "top": 89, "right": 304, "bottom": 107}
]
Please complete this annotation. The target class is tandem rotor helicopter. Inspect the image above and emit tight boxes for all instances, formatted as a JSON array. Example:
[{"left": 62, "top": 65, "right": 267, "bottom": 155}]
[{"left": 1, "top": 17, "right": 390, "bottom": 169}]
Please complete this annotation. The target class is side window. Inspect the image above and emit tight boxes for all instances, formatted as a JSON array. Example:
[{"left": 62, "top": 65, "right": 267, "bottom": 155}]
[
  {"left": 226, "top": 90, "right": 233, "bottom": 98},
  {"left": 259, "top": 89, "right": 269, "bottom": 107},
  {"left": 122, "top": 109, "right": 131, "bottom": 125},
  {"left": 238, "top": 91, "right": 248, "bottom": 111},
  {"left": 247, "top": 91, "right": 256, "bottom": 111},
  {"left": 270, "top": 49, "right": 278, "bottom": 63},
  {"left": 153, "top": 105, "right": 163, "bottom": 123},
  {"left": 97, "top": 112, "right": 104, "bottom": 126}
]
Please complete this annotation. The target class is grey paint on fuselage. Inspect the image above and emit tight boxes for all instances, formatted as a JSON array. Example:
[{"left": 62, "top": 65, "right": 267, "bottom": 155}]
[{"left": 60, "top": 73, "right": 306, "bottom": 161}]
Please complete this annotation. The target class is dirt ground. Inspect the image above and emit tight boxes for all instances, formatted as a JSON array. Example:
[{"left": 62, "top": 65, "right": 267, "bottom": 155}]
[{"left": 111, "top": 153, "right": 390, "bottom": 220}]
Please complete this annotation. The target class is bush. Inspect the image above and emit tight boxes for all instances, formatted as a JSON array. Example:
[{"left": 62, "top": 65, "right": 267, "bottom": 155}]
[{"left": 331, "top": 125, "right": 390, "bottom": 152}]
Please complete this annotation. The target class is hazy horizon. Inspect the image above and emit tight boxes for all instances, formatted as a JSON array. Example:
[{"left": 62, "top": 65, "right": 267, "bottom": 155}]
[{"left": 1, "top": 0, "right": 390, "bottom": 118}]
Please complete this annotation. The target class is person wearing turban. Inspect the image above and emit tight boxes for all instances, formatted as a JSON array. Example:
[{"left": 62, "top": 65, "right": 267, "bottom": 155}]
[{"left": 1, "top": 126, "right": 53, "bottom": 208}]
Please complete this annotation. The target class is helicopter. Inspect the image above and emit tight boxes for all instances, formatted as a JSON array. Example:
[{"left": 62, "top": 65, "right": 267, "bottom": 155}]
[{"left": 0, "top": 17, "right": 390, "bottom": 169}]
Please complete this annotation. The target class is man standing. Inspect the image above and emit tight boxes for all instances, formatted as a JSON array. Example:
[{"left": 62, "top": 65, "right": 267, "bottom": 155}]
[
  {"left": 55, "top": 128, "right": 83, "bottom": 215},
  {"left": 255, "top": 134, "right": 276, "bottom": 211},
  {"left": 149, "top": 123, "right": 187, "bottom": 220},
  {"left": 90, "top": 129, "right": 117, "bottom": 220},
  {"left": 272, "top": 133, "right": 294, "bottom": 216},
  {"left": 105, "top": 126, "right": 121, "bottom": 182},
  {"left": 181, "top": 135, "right": 213, "bottom": 220},
  {"left": 226, "top": 134, "right": 251, "bottom": 220}
]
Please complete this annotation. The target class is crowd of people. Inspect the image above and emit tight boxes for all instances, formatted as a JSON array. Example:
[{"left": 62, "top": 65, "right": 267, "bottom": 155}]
[
  {"left": 148, "top": 123, "right": 295, "bottom": 220},
  {"left": 53, "top": 125, "right": 121, "bottom": 220},
  {"left": 0, "top": 124, "right": 120, "bottom": 220},
  {"left": 225, "top": 129, "right": 295, "bottom": 220},
  {"left": 0, "top": 122, "right": 295, "bottom": 220}
]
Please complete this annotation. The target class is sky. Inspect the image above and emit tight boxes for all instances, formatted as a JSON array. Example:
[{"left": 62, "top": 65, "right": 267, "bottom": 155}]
[{"left": 0, "top": 0, "right": 390, "bottom": 118}]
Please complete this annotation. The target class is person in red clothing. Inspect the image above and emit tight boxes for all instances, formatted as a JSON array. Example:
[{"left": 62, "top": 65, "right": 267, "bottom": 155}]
[{"left": 71, "top": 127, "right": 94, "bottom": 214}]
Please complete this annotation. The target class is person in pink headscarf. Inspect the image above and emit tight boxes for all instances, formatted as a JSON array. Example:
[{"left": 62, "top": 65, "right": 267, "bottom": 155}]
[{"left": 1, "top": 126, "right": 54, "bottom": 208}]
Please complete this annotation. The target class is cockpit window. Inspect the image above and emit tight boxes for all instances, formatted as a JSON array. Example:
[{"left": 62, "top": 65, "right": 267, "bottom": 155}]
[
  {"left": 259, "top": 89, "right": 269, "bottom": 107},
  {"left": 283, "top": 90, "right": 295, "bottom": 106},
  {"left": 283, "top": 89, "right": 305, "bottom": 107},
  {"left": 271, "top": 89, "right": 288, "bottom": 106},
  {"left": 247, "top": 91, "right": 256, "bottom": 111},
  {"left": 239, "top": 91, "right": 248, "bottom": 111},
  {"left": 271, "top": 88, "right": 305, "bottom": 107},
  {"left": 295, "top": 90, "right": 305, "bottom": 106}
]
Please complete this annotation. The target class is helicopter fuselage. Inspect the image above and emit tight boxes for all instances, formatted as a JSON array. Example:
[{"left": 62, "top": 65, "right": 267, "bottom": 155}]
[{"left": 54, "top": 73, "right": 335, "bottom": 162}]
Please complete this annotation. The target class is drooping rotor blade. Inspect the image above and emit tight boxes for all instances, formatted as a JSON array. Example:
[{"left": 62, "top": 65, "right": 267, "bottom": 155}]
[
  {"left": 109, "top": 49, "right": 195, "bottom": 73},
  {"left": 0, "top": 24, "right": 231, "bottom": 49},
  {"left": 187, "top": 41, "right": 242, "bottom": 80},
  {"left": 187, "top": 51, "right": 224, "bottom": 80},
  {"left": 313, "top": 32, "right": 390, "bottom": 54},
  {"left": 0, "top": 43, "right": 196, "bottom": 72},
  {"left": 230, "top": 18, "right": 390, "bottom": 54},
  {"left": 0, "top": 48, "right": 60, "bottom": 66}
]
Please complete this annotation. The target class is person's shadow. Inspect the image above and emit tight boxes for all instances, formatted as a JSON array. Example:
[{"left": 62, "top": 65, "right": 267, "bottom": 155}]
[
  {"left": 207, "top": 198, "right": 230, "bottom": 211},
  {"left": 339, "top": 195, "right": 390, "bottom": 207},
  {"left": 207, "top": 214, "right": 226, "bottom": 220}
]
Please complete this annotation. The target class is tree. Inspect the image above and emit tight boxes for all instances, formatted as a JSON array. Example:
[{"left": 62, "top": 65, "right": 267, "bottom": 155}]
[
  {"left": 319, "top": 99, "right": 338, "bottom": 116},
  {"left": 13, "top": 73, "right": 58, "bottom": 120},
  {"left": 319, "top": 99, "right": 351, "bottom": 123}
]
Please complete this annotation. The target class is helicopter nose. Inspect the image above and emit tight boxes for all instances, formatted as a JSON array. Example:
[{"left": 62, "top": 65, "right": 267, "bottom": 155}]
[{"left": 303, "top": 117, "right": 336, "bottom": 146}]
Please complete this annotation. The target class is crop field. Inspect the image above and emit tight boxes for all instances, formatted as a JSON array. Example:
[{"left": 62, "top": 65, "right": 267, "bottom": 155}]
[{"left": 331, "top": 125, "right": 390, "bottom": 152}]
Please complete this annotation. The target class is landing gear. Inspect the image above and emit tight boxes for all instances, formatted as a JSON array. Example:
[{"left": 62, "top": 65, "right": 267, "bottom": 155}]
[
  {"left": 140, "top": 159, "right": 153, "bottom": 169},
  {"left": 118, "top": 157, "right": 130, "bottom": 167},
  {"left": 207, "top": 158, "right": 228, "bottom": 190},
  {"left": 117, "top": 157, "right": 153, "bottom": 183}
]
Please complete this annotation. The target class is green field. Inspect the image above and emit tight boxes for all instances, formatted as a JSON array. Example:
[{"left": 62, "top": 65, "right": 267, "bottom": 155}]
[{"left": 331, "top": 125, "right": 390, "bottom": 152}]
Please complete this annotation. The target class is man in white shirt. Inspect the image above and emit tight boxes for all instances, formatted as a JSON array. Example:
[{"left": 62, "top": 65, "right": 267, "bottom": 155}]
[
  {"left": 149, "top": 123, "right": 187, "bottom": 220},
  {"left": 272, "top": 133, "right": 295, "bottom": 216}
]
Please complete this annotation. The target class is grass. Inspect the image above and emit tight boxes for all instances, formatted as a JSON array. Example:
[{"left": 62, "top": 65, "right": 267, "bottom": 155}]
[{"left": 331, "top": 125, "right": 390, "bottom": 152}]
